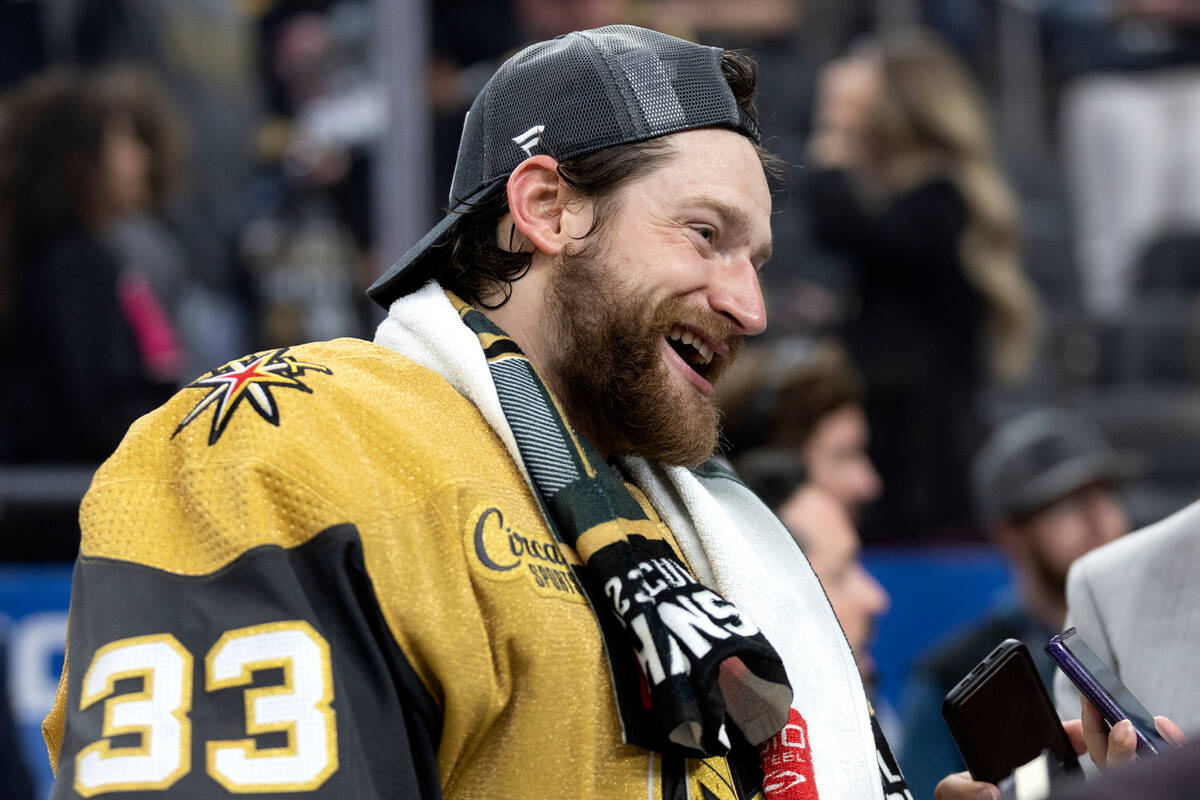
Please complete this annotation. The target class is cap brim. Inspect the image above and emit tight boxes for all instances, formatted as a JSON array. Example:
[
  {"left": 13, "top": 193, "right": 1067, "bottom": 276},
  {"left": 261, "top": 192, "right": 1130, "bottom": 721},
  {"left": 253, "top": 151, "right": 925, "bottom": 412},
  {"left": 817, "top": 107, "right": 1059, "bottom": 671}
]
[
  {"left": 367, "top": 177, "right": 508, "bottom": 309},
  {"left": 1003, "top": 451, "right": 1143, "bottom": 520}
]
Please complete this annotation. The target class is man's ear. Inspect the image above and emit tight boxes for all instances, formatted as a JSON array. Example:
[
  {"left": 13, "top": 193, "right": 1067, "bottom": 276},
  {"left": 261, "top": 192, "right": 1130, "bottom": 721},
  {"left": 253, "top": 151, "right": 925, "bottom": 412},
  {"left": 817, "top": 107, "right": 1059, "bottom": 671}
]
[{"left": 505, "top": 155, "right": 589, "bottom": 257}]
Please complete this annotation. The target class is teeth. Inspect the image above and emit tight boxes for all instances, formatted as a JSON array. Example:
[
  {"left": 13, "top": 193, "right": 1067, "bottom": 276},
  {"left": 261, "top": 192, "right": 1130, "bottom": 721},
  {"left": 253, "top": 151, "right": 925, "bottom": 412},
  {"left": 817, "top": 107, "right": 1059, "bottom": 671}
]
[{"left": 667, "top": 325, "right": 714, "bottom": 365}]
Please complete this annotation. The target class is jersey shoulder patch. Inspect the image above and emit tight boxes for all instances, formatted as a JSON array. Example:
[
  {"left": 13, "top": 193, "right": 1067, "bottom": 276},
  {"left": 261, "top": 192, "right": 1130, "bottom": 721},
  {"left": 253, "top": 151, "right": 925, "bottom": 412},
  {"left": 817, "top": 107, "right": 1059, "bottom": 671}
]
[{"left": 173, "top": 347, "right": 333, "bottom": 445}]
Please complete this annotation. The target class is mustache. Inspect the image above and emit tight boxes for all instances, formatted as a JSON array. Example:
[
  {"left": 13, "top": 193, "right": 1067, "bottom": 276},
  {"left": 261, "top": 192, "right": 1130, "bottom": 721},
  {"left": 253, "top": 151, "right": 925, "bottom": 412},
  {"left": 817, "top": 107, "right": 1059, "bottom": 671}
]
[
  {"left": 652, "top": 298, "right": 744, "bottom": 355},
  {"left": 650, "top": 296, "right": 745, "bottom": 379}
]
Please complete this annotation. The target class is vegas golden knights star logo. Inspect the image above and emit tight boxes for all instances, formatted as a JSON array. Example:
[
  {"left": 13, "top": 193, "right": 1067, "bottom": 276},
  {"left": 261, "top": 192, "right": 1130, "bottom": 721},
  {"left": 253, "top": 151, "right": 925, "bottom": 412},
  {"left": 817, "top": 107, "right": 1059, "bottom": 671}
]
[{"left": 173, "top": 348, "right": 332, "bottom": 445}]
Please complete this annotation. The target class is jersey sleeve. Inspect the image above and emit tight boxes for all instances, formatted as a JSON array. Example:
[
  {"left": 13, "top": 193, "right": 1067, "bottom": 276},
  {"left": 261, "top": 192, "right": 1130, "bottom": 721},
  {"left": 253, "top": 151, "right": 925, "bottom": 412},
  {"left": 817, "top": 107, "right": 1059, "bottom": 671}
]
[
  {"left": 44, "top": 340, "right": 506, "bottom": 799},
  {"left": 42, "top": 350, "right": 449, "bottom": 800},
  {"left": 46, "top": 522, "right": 442, "bottom": 799}
]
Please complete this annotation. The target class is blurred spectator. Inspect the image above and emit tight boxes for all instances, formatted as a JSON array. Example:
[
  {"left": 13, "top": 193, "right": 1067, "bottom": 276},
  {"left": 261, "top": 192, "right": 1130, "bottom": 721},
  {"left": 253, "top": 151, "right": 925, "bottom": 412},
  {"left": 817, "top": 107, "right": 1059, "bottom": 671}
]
[
  {"left": 647, "top": 0, "right": 866, "bottom": 339},
  {"left": 1044, "top": 0, "right": 1200, "bottom": 315},
  {"left": 898, "top": 408, "right": 1131, "bottom": 799},
  {"left": 429, "top": 2, "right": 523, "bottom": 213},
  {"left": 242, "top": 2, "right": 380, "bottom": 346},
  {"left": 259, "top": 1, "right": 380, "bottom": 246},
  {"left": 0, "top": 67, "right": 182, "bottom": 463},
  {"left": 1054, "top": 498, "right": 1200, "bottom": 740},
  {"left": 72, "top": 0, "right": 261, "bottom": 362},
  {"left": 717, "top": 337, "right": 882, "bottom": 519},
  {"left": 89, "top": 66, "right": 222, "bottom": 379},
  {"left": 802, "top": 28, "right": 1041, "bottom": 543},
  {"left": 73, "top": 0, "right": 262, "bottom": 289}
]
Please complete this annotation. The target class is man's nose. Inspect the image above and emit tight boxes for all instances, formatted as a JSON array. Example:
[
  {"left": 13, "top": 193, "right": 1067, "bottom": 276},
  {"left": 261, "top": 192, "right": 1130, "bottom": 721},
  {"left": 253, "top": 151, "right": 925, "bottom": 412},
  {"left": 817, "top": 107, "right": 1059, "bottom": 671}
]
[{"left": 707, "top": 255, "right": 766, "bottom": 336}]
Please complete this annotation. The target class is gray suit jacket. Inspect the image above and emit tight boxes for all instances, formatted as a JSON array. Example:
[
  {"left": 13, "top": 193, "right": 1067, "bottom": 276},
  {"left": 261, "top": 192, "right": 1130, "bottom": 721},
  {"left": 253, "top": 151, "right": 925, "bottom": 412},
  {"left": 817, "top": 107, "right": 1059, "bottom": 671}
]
[{"left": 1053, "top": 499, "right": 1200, "bottom": 736}]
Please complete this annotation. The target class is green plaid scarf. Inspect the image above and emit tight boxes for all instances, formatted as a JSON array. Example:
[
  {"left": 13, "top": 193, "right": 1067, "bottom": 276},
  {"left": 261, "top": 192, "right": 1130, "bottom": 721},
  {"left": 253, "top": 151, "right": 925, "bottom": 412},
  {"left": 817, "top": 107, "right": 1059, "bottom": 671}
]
[{"left": 455, "top": 293, "right": 792, "bottom": 757}]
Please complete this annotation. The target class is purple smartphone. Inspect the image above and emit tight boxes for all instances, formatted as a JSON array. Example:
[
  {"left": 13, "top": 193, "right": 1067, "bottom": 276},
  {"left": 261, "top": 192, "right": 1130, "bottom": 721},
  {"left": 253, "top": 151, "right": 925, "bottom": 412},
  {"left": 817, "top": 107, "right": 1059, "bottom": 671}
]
[{"left": 1045, "top": 627, "right": 1170, "bottom": 756}]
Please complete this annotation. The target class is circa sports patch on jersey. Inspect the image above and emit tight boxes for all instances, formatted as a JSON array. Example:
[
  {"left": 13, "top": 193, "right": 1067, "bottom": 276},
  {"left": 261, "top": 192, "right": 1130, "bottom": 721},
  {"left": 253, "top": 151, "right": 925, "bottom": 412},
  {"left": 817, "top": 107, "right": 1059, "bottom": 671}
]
[
  {"left": 466, "top": 504, "right": 587, "bottom": 604},
  {"left": 173, "top": 347, "right": 332, "bottom": 445}
]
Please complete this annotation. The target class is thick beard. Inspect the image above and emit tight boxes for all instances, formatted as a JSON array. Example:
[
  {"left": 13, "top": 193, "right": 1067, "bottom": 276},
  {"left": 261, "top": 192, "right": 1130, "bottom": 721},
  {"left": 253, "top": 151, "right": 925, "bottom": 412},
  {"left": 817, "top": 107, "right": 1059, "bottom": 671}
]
[{"left": 544, "top": 240, "right": 741, "bottom": 467}]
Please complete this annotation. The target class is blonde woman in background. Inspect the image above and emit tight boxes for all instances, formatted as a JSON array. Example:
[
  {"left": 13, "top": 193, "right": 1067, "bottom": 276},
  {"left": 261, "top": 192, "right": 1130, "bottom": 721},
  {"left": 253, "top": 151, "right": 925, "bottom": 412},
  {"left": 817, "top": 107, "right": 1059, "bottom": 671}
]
[{"left": 802, "top": 28, "right": 1040, "bottom": 543}]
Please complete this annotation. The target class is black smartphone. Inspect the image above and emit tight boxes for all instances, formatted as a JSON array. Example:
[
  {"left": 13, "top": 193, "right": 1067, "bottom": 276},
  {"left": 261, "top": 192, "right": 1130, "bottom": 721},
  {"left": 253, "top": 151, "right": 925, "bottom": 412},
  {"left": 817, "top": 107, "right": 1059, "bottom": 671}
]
[
  {"left": 1045, "top": 626, "right": 1170, "bottom": 757},
  {"left": 942, "top": 639, "right": 1081, "bottom": 786}
]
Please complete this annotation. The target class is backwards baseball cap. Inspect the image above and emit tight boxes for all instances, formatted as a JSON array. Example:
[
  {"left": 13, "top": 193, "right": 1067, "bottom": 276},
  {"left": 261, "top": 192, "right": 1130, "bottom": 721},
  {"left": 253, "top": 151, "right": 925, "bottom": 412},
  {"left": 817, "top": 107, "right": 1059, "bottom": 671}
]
[
  {"left": 367, "top": 24, "right": 762, "bottom": 309},
  {"left": 971, "top": 408, "right": 1139, "bottom": 525}
]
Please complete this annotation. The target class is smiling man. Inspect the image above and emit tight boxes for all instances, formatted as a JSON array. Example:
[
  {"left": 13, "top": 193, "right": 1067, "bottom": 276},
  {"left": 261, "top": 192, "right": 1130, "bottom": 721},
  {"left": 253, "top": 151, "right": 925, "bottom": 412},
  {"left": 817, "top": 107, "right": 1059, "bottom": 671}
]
[
  {"left": 485, "top": 127, "right": 772, "bottom": 468},
  {"left": 44, "top": 27, "right": 914, "bottom": 800}
]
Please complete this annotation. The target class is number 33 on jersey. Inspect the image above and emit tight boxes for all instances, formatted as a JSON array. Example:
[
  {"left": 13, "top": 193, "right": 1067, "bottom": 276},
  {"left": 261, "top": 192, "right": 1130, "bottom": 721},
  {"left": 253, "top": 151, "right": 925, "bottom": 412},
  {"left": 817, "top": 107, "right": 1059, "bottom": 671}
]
[
  {"left": 45, "top": 524, "right": 444, "bottom": 800},
  {"left": 73, "top": 622, "right": 335, "bottom": 796}
]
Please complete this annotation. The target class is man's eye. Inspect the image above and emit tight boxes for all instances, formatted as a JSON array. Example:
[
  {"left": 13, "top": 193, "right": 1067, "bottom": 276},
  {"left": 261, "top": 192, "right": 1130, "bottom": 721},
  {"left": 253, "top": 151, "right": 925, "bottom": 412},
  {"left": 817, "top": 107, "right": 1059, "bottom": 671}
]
[{"left": 694, "top": 226, "right": 715, "bottom": 242}]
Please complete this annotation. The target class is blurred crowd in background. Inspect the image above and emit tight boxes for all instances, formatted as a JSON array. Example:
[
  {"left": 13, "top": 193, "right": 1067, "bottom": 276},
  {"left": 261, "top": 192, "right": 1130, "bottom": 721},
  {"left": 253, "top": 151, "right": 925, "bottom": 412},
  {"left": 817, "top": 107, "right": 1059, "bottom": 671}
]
[{"left": 1, "top": 0, "right": 1200, "bottom": 795}]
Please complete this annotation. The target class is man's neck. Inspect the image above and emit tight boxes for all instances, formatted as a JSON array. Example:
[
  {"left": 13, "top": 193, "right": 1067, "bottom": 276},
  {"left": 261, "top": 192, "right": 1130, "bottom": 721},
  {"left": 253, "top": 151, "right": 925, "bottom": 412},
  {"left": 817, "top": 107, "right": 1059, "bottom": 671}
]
[{"left": 476, "top": 258, "right": 552, "bottom": 367}]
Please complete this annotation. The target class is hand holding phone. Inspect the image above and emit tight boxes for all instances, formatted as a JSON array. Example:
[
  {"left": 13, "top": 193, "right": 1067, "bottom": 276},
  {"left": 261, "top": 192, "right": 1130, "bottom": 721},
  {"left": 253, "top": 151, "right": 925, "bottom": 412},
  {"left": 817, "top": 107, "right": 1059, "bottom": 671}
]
[
  {"left": 1045, "top": 627, "right": 1171, "bottom": 757},
  {"left": 942, "top": 639, "right": 1081, "bottom": 786}
]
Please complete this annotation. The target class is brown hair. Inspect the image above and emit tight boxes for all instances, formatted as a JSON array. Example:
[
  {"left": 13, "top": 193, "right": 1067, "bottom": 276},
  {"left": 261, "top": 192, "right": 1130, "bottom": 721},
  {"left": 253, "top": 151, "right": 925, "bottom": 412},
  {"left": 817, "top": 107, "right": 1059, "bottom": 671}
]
[
  {"left": 90, "top": 66, "right": 185, "bottom": 207},
  {"left": 866, "top": 29, "right": 1041, "bottom": 381},
  {"left": 0, "top": 67, "right": 182, "bottom": 321},
  {"left": 437, "top": 49, "right": 780, "bottom": 307},
  {"left": 716, "top": 338, "right": 864, "bottom": 458}
]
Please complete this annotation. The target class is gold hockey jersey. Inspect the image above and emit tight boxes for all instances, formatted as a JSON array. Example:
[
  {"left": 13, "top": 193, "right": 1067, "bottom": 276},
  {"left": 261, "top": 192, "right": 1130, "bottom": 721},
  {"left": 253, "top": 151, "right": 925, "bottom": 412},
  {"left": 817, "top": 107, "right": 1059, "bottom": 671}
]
[{"left": 44, "top": 338, "right": 758, "bottom": 799}]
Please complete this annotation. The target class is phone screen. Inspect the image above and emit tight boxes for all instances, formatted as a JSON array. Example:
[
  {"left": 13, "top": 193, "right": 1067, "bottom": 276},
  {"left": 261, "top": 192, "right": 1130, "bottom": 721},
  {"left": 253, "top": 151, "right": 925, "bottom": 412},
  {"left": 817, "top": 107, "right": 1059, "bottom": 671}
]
[{"left": 943, "top": 640, "right": 1079, "bottom": 785}]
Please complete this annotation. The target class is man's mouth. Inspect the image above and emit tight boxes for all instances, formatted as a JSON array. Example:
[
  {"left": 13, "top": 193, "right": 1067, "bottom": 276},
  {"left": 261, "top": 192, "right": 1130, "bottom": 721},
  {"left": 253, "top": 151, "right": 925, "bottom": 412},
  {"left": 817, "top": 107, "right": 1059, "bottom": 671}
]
[
  {"left": 664, "top": 323, "right": 729, "bottom": 394},
  {"left": 667, "top": 324, "right": 715, "bottom": 367}
]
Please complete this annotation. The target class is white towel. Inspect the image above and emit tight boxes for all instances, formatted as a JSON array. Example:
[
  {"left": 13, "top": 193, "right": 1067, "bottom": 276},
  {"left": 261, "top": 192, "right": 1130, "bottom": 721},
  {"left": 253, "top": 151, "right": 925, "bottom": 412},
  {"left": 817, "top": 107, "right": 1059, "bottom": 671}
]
[
  {"left": 625, "top": 458, "right": 883, "bottom": 799},
  {"left": 372, "top": 281, "right": 529, "bottom": 486},
  {"left": 375, "top": 283, "right": 883, "bottom": 799}
]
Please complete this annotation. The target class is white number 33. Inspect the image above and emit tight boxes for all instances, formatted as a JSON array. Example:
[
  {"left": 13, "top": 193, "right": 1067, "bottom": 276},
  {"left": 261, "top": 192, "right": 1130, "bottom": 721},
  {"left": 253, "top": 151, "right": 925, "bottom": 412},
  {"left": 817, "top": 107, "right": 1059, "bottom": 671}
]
[{"left": 75, "top": 621, "right": 338, "bottom": 795}]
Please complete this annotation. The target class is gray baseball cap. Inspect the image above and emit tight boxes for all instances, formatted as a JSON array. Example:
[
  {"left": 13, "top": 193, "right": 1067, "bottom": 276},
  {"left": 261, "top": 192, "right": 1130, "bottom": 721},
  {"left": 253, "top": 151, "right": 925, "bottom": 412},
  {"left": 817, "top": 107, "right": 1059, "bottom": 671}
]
[
  {"left": 971, "top": 409, "right": 1138, "bottom": 524},
  {"left": 367, "top": 24, "right": 762, "bottom": 309}
]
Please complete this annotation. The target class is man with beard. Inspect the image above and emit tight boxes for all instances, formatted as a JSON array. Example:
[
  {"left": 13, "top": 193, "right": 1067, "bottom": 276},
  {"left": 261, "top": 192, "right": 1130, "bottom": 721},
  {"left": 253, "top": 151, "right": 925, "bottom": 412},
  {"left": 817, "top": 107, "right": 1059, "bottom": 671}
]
[
  {"left": 39, "top": 26, "right": 1129, "bottom": 800},
  {"left": 42, "top": 25, "right": 908, "bottom": 800},
  {"left": 899, "top": 408, "right": 1131, "bottom": 798}
]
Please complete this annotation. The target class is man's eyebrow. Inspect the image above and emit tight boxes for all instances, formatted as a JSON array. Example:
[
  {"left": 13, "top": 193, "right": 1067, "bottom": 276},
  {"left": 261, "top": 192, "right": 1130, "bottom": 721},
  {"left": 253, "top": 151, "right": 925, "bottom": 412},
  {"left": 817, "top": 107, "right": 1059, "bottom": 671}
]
[{"left": 681, "top": 196, "right": 773, "bottom": 265}]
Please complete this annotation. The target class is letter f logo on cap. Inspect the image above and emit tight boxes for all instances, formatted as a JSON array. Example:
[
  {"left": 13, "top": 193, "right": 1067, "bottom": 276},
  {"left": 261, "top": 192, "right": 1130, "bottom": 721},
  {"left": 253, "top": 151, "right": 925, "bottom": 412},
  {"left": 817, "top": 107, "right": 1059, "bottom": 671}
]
[{"left": 512, "top": 125, "right": 545, "bottom": 156}]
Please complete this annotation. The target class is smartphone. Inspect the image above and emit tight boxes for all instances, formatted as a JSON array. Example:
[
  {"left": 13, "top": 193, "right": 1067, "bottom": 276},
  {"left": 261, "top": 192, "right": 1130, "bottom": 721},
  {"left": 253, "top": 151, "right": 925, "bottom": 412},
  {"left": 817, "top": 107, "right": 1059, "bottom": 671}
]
[
  {"left": 942, "top": 639, "right": 1081, "bottom": 786},
  {"left": 1045, "top": 627, "right": 1170, "bottom": 757}
]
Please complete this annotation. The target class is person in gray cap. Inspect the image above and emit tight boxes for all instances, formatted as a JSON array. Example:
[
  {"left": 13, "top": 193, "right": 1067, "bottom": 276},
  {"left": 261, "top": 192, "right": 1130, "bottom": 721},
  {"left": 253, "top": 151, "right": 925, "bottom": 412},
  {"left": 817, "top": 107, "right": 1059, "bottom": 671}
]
[
  {"left": 899, "top": 408, "right": 1132, "bottom": 798},
  {"left": 41, "top": 25, "right": 933, "bottom": 800}
]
